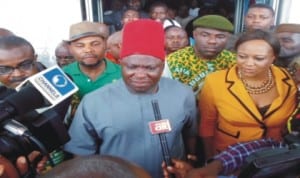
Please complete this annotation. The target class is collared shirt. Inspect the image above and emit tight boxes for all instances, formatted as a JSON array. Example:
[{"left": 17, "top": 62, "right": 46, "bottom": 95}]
[
  {"left": 64, "top": 78, "right": 197, "bottom": 178},
  {"left": 63, "top": 59, "right": 121, "bottom": 99},
  {"left": 213, "top": 138, "right": 287, "bottom": 175},
  {"left": 166, "top": 46, "right": 236, "bottom": 95},
  {"left": 199, "top": 65, "right": 296, "bottom": 153}
]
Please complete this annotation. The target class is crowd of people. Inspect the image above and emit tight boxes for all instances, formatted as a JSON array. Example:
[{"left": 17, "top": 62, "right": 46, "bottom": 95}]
[{"left": 1, "top": 0, "right": 300, "bottom": 178}]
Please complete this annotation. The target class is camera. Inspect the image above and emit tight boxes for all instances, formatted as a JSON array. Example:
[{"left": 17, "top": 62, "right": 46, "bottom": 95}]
[
  {"left": 0, "top": 85, "right": 70, "bottom": 164},
  {"left": 238, "top": 133, "right": 300, "bottom": 178}
]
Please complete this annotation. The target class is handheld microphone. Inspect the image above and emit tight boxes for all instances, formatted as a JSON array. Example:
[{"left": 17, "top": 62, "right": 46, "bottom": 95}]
[
  {"left": 0, "top": 86, "right": 45, "bottom": 123},
  {"left": 0, "top": 65, "right": 78, "bottom": 123},
  {"left": 16, "top": 65, "right": 78, "bottom": 107},
  {"left": 0, "top": 85, "right": 15, "bottom": 99},
  {"left": 0, "top": 66, "right": 76, "bottom": 170},
  {"left": 151, "top": 100, "right": 175, "bottom": 178}
]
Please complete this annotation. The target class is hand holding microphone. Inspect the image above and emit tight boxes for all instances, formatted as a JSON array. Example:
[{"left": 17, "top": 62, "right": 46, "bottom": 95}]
[
  {"left": 0, "top": 65, "right": 78, "bottom": 124},
  {"left": 151, "top": 100, "right": 176, "bottom": 178},
  {"left": 0, "top": 66, "right": 78, "bottom": 177}
]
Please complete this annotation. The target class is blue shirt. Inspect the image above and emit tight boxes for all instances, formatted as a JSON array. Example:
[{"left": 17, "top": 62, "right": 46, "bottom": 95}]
[{"left": 64, "top": 77, "right": 197, "bottom": 178}]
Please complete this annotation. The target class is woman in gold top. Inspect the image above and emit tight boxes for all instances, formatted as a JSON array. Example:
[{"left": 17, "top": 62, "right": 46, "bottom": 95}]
[{"left": 199, "top": 29, "right": 297, "bottom": 159}]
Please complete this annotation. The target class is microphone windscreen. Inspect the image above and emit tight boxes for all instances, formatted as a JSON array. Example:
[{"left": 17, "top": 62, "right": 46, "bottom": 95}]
[
  {"left": 4, "top": 86, "right": 45, "bottom": 115},
  {"left": 0, "top": 86, "right": 16, "bottom": 99}
]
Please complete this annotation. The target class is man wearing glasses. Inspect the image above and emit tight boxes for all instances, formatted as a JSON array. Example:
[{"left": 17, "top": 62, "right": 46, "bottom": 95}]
[
  {"left": 0, "top": 35, "right": 41, "bottom": 88},
  {"left": 0, "top": 35, "right": 70, "bottom": 177},
  {"left": 0, "top": 35, "right": 46, "bottom": 177}
]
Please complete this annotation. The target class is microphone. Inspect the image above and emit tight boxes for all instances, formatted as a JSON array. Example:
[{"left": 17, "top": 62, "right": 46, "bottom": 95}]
[
  {"left": 0, "top": 66, "right": 76, "bottom": 167},
  {"left": 0, "top": 65, "right": 78, "bottom": 123},
  {"left": 0, "top": 86, "right": 45, "bottom": 123},
  {"left": 16, "top": 65, "right": 78, "bottom": 107},
  {"left": 151, "top": 100, "right": 175, "bottom": 178},
  {"left": 0, "top": 85, "right": 15, "bottom": 99}
]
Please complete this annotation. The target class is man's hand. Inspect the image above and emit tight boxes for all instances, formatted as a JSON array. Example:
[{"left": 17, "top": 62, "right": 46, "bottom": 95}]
[
  {"left": 0, "top": 152, "right": 48, "bottom": 178},
  {"left": 26, "top": 151, "right": 48, "bottom": 174},
  {"left": 162, "top": 158, "right": 193, "bottom": 178},
  {"left": 0, "top": 155, "right": 19, "bottom": 178},
  {"left": 185, "top": 160, "right": 222, "bottom": 178}
]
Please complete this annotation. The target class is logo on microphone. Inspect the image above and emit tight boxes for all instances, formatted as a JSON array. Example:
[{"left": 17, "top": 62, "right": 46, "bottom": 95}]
[
  {"left": 149, "top": 119, "right": 172, "bottom": 134},
  {"left": 25, "top": 66, "right": 78, "bottom": 106},
  {"left": 43, "top": 68, "right": 76, "bottom": 95},
  {"left": 52, "top": 75, "right": 68, "bottom": 88}
]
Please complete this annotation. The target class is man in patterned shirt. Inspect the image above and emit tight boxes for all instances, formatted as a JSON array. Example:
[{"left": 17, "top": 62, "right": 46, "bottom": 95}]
[
  {"left": 163, "top": 116, "right": 300, "bottom": 177},
  {"left": 162, "top": 138, "right": 287, "bottom": 178},
  {"left": 164, "top": 15, "right": 236, "bottom": 95}
]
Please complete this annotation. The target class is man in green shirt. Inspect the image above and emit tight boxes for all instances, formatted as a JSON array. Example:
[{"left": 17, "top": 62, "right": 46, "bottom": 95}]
[
  {"left": 63, "top": 21, "right": 121, "bottom": 120},
  {"left": 64, "top": 21, "right": 121, "bottom": 99}
]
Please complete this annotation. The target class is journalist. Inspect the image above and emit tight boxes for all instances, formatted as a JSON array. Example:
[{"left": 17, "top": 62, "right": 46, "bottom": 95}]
[
  {"left": 0, "top": 35, "right": 70, "bottom": 115},
  {"left": 0, "top": 35, "right": 70, "bottom": 177}
]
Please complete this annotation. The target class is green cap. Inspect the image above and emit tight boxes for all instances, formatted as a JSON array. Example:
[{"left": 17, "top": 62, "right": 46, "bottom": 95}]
[{"left": 193, "top": 15, "right": 234, "bottom": 33}]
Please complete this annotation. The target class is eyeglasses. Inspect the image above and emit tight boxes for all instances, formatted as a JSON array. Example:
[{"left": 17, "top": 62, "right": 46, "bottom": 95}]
[{"left": 0, "top": 60, "right": 35, "bottom": 75}]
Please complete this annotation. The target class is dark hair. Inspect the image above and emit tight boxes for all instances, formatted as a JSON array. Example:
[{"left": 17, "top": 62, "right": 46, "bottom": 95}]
[
  {"left": 235, "top": 29, "right": 280, "bottom": 58},
  {"left": 248, "top": 3, "right": 275, "bottom": 16},
  {"left": 122, "top": 8, "right": 140, "bottom": 19},
  {"left": 149, "top": 1, "right": 168, "bottom": 13},
  {"left": 0, "top": 28, "right": 14, "bottom": 37},
  {"left": 0, "top": 35, "right": 35, "bottom": 55},
  {"left": 41, "top": 155, "right": 150, "bottom": 178},
  {"left": 55, "top": 41, "right": 69, "bottom": 54}
]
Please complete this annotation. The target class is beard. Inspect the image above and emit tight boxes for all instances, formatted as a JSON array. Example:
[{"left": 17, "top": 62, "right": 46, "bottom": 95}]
[
  {"left": 79, "top": 59, "right": 103, "bottom": 68},
  {"left": 279, "top": 47, "right": 300, "bottom": 58}
]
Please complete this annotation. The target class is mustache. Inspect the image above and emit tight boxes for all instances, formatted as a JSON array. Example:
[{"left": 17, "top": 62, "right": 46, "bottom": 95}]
[
  {"left": 9, "top": 76, "right": 27, "bottom": 84},
  {"left": 82, "top": 54, "right": 98, "bottom": 58}
]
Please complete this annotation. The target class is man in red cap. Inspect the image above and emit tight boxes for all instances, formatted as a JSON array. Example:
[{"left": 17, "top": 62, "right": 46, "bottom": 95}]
[{"left": 64, "top": 19, "right": 197, "bottom": 178}]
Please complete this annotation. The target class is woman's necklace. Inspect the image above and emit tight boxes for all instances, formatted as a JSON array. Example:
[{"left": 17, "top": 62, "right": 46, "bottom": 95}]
[{"left": 238, "top": 69, "right": 274, "bottom": 94}]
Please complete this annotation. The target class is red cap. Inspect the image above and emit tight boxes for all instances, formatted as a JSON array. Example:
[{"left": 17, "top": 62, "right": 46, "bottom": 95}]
[{"left": 120, "top": 19, "right": 165, "bottom": 61}]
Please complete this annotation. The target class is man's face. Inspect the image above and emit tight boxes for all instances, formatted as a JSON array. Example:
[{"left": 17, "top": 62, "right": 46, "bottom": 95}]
[
  {"left": 55, "top": 45, "right": 75, "bottom": 67},
  {"left": 122, "top": 10, "right": 140, "bottom": 25},
  {"left": 128, "top": 0, "right": 142, "bottom": 11},
  {"left": 165, "top": 27, "right": 189, "bottom": 55},
  {"left": 69, "top": 36, "right": 106, "bottom": 68},
  {"left": 277, "top": 32, "right": 300, "bottom": 57},
  {"left": 150, "top": 6, "right": 168, "bottom": 23},
  {"left": 120, "top": 54, "right": 164, "bottom": 93},
  {"left": 193, "top": 27, "right": 229, "bottom": 59},
  {"left": 245, "top": 7, "right": 274, "bottom": 31},
  {"left": 0, "top": 46, "right": 38, "bottom": 88},
  {"left": 107, "top": 41, "right": 121, "bottom": 61}
]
